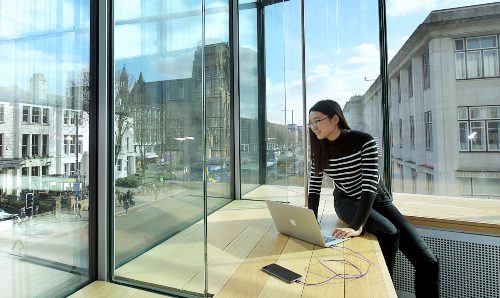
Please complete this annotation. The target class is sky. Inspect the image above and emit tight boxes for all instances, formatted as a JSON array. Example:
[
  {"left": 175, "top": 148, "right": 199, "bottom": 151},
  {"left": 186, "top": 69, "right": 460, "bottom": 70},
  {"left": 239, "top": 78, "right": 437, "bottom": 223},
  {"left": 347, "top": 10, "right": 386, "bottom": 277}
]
[{"left": 0, "top": 0, "right": 495, "bottom": 120}]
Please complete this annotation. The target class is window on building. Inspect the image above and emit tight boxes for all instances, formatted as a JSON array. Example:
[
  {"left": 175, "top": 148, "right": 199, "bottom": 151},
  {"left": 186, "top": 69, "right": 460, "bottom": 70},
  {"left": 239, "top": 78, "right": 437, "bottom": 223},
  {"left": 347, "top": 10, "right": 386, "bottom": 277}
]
[
  {"left": 22, "top": 134, "right": 29, "bottom": 157},
  {"left": 32, "top": 134, "right": 40, "bottom": 156},
  {"left": 77, "top": 135, "right": 83, "bottom": 154},
  {"left": 32, "top": 107, "right": 40, "bottom": 123},
  {"left": 455, "top": 35, "right": 499, "bottom": 79},
  {"left": 22, "top": 167, "right": 28, "bottom": 176},
  {"left": 470, "top": 121, "right": 486, "bottom": 151},
  {"left": 42, "top": 166, "right": 49, "bottom": 176},
  {"left": 31, "top": 166, "right": 39, "bottom": 176},
  {"left": 458, "top": 106, "right": 500, "bottom": 151},
  {"left": 408, "top": 66, "right": 413, "bottom": 98},
  {"left": 488, "top": 121, "right": 500, "bottom": 151},
  {"left": 459, "top": 122, "right": 469, "bottom": 151},
  {"left": 0, "top": 134, "right": 3, "bottom": 157},
  {"left": 42, "top": 108, "right": 49, "bottom": 124},
  {"left": 22, "top": 106, "right": 30, "bottom": 123},
  {"left": 425, "top": 111, "right": 433, "bottom": 151},
  {"left": 410, "top": 116, "right": 415, "bottom": 149},
  {"left": 397, "top": 75, "right": 401, "bottom": 103},
  {"left": 64, "top": 135, "right": 76, "bottom": 154},
  {"left": 423, "top": 51, "right": 430, "bottom": 90},
  {"left": 426, "top": 173, "right": 434, "bottom": 195},
  {"left": 411, "top": 168, "right": 417, "bottom": 193},
  {"left": 399, "top": 119, "right": 403, "bottom": 148},
  {"left": 64, "top": 110, "right": 70, "bottom": 124},
  {"left": 42, "top": 134, "right": 49, "bottom": 156},
  {"left": 0, "top": 104, "right": 4, "bottom": 122},
  {"left": 117, "top": 159, "right": 122, "bottom": 171}
]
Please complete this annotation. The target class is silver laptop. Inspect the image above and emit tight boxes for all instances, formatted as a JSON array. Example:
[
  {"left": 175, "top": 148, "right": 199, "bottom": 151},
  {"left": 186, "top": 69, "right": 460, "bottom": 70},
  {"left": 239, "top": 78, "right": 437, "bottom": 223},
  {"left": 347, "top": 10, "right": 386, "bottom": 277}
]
[{"left": 266, "top": 200, "right": 349, "bottom": 247}]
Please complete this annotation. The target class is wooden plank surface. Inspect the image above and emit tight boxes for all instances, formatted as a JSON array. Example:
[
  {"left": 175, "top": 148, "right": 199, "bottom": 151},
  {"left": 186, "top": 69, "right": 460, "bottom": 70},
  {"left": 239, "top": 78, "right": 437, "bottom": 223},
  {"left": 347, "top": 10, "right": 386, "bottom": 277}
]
[
  {"left": 69, "top": 281, "right": 168, "bottom": 298},
  {"left": 393, "top": 193, "right": 500, "bottom": 234},
  {"left": 112, "top": 199, "right": 395, "bottom": 297}
]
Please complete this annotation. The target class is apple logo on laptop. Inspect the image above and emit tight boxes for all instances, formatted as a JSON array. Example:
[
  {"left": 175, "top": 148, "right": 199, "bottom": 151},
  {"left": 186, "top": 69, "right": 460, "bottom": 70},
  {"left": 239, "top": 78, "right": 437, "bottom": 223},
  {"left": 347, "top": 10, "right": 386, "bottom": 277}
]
[{"left": 289, "top": 218, "right": 297, "bottom": 226}]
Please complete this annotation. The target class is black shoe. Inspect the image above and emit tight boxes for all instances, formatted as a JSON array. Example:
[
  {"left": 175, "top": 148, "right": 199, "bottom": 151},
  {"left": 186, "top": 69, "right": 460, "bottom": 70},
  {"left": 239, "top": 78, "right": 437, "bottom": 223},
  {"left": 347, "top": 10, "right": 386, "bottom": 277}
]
[{"left": 415, "top": 258, "right": 440, "bottom": 298}]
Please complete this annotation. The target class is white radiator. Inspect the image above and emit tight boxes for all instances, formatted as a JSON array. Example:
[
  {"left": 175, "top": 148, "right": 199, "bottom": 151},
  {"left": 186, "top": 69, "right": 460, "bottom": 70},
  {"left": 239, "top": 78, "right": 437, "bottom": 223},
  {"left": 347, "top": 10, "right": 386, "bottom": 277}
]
[{"left": 393, "top": 228, "right": 500, "bottom": 298}]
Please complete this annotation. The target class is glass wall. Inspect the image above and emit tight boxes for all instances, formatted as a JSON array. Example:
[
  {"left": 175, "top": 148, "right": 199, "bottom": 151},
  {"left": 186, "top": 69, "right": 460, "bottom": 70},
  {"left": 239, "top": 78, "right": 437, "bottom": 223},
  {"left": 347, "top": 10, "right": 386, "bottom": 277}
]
[
  {"left": 112, "top": 0, "right": 230, "bottom": 295},
  {"left": 384, "top": 1, "right": 500, "bottom": 199},
  {"left": 0, "top": 0, "right": 91, "bottom": 297},
  {"left": 305, "top": 1, "right": 382, "bottom": 194},
  {"left": 239, "top": 0, "right": 304, "bottom": 203}
]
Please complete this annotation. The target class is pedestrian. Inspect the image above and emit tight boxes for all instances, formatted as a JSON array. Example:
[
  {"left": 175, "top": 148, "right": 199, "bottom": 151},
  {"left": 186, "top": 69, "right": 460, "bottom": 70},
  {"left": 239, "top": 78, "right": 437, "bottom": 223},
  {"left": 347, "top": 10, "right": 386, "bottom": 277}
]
[
  {"left": 123, "top": 190, "right": 131, "bottom": 215},
  {"left": 307, "top": 99, "right": 439, "bottom": 297},
  {"left": 75, "top": 198, "right": 82, "bottom": 219},
  {"left": 12, "top": 217, "right": 24, "bottom": 250}
]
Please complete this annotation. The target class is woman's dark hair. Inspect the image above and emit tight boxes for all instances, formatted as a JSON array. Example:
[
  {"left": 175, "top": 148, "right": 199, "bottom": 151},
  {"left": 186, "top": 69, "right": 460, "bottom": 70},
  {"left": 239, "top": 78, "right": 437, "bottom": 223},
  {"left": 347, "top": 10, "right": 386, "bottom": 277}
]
[{"left": 309, "top": 99, "right": 351, "bottom": 175}]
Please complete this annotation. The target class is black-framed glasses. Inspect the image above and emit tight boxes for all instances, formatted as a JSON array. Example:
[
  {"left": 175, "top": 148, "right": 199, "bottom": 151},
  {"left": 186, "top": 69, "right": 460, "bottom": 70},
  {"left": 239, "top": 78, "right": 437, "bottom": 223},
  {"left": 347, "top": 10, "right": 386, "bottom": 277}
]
[{"left": 306, "top": 117, "right": 330, "bottom": 128}]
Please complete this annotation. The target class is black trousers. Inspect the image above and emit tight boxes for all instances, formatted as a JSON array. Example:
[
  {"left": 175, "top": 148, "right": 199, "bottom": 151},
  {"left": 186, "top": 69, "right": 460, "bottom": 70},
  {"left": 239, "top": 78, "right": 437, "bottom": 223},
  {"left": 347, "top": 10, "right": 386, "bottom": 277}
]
[{"left": 334, "top": 190, "right": 440, "bottom": 297}]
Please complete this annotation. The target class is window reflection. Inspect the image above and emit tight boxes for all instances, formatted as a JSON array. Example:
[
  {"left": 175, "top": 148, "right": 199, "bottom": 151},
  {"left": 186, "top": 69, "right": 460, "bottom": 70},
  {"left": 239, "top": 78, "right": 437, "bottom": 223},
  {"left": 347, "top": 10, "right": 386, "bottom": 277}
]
[
  {"left": 113, "top": 0, "right": 231, "bottom": 295},
  {"left": 0, "top": 0, "right": 91, "bottom": 296}
]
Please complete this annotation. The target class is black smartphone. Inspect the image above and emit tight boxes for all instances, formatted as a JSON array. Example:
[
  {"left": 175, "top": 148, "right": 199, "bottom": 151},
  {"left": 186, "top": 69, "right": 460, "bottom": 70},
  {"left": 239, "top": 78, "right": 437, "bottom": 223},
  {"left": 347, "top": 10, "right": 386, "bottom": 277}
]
[{"left": 262, "top": 263, "right": 302, "bottom": 283}]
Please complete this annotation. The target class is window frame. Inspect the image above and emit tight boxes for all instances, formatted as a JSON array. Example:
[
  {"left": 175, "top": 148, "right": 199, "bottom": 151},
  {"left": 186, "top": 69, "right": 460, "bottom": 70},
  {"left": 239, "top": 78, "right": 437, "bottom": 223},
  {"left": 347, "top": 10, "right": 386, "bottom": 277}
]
[
  {"left": 455, "top": 34, "right": 500, "bottom": 80},
  {"left": 458, "top": 106, "right": 500, "bottom": 152},
  {"left": 423, "top": 51, "right": 431, "bottom": 90},
  {"left": 425, "top": 111, "right": 433, "bottom": 151}
]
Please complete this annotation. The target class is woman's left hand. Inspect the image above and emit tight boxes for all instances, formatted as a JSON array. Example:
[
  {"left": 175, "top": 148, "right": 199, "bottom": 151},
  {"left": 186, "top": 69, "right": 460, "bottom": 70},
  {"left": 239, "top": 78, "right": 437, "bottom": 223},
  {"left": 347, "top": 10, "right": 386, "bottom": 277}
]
[{"left": 333, "top": 225, "right": 363, "bottom": 238}]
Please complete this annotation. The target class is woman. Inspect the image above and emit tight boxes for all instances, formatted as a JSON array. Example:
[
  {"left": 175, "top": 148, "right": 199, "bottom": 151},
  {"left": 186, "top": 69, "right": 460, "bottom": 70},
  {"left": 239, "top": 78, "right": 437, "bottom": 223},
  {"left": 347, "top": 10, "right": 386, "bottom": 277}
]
[{"left": 307, "top": 99, "right": 439, "bottom": 297}]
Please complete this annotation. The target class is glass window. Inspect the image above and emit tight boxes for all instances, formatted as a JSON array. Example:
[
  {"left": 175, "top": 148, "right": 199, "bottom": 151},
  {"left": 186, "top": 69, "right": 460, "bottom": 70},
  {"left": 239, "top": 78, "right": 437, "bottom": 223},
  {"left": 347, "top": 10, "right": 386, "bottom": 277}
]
[
  {"left": 42, "top": 134, "right": 49, "bottom": 156},
  {"left": 470, "top": 107, "right": 488, "bottom": 119},
  {"left": 31, "top": 134, "right": 39, "bottom": 156},
  {"left": 22, "top": 134, "right": 29, "bottom": 157},
  {"left": 459, "top": 121, "right": 469, "bottom": 151},
  {"left": 480, "top": 35, "right": 497, "bottom": 48},
  {"left": 22, "top": 106, "right": 29, "bottom": 123},
  {"left": 0, "top": 134, "right": 3, "bottom": 157},
  {"left": 467, "top": 51, "right": 482, "bottom": 78},
  {"left": 425, "top": 111, "right": 433, "bottom": 151},
  {"left": 397, "top": 76, "right": 401, "bottom": 103},
  {"left": 470, "top": 121, "right": 486, "bottom": 151},
  {"left": 42, "top": 108, "right": 49, "bottom": 124},
  {"left": 423, "top": 51, "right": 430, "bottom": 89},
  {"left": 112, "top": 1, "right": 230, "bottom": 295},
  {"left": 488, "top": 106, "right": 500, "bottom": 118},
  {"left": 455, "top": 52, "right": 466, "bottom": 79},
  {"left": 399, "top": 118, "right": 403, "bottom": 148},
  {"left": 483, "top": 49, "right": 499, "bottom": 77},
  {"left": 458, "top": 107, "right": 468, "bottom": 120},
  {"left": 487, "top": 121, "right": 500, "bottom": 151},
  {"left": 408, "top": 66, "right": 413, "bottom": 97},
  {"left": 32, "top": 107, "right": 40, "bottom": 123},
  {"left": 458, "top": 34, "right": 499, "bottom": 79},
  {"left": 410, "top": 116, "right": 415, "bottom": 149},
  {"left": 0, "top": 104, "right": 4, "bottom": 122},
  {"left": 64, "top": 110, "right": 70, "bottom": 124},
  {"left": 455, "top": 38, "right": 464, "bottom": 50},
  {"left": 466, "top": 37, "right": 481, "bottom": 49}
]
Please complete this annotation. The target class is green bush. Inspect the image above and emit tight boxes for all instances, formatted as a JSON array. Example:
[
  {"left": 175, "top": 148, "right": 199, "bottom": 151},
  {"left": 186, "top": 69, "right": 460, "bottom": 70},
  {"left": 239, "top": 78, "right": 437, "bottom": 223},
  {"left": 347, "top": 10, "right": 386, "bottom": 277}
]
[
  {"left": 115, "top": 176, "right": 140, "bottom": 188},
  {"left": 1, "top": 197, "right": 53, "bottom": 216}
]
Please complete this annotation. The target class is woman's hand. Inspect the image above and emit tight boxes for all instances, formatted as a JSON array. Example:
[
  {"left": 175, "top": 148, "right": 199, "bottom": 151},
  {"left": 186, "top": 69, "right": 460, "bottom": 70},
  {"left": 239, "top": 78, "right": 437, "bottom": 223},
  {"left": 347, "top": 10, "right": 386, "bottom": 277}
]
[{"left": 333, "top": 225, "right": 363, "bottom": 238}]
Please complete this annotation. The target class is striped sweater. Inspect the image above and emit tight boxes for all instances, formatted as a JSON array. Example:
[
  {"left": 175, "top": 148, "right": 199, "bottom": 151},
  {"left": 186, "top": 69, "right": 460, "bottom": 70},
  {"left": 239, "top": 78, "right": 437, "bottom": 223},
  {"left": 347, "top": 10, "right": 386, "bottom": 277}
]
[{"left": 308, "top": 130, "right": 380, "bottom": 230}]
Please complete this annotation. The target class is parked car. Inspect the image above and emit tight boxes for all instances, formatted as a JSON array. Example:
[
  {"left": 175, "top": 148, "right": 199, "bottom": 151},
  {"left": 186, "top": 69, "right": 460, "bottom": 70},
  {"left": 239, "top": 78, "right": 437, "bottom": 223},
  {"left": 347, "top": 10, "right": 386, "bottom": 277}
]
[{"left": 0, "top": 208, "right": 18, "bottom": 221}]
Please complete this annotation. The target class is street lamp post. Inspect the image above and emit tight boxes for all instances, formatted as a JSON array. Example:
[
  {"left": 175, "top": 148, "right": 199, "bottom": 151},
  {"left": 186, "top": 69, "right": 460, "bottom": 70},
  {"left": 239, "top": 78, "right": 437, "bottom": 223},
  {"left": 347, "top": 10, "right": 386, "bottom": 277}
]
[{"left": 281, "top": 109, "right": 294, "bottom": 125}]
